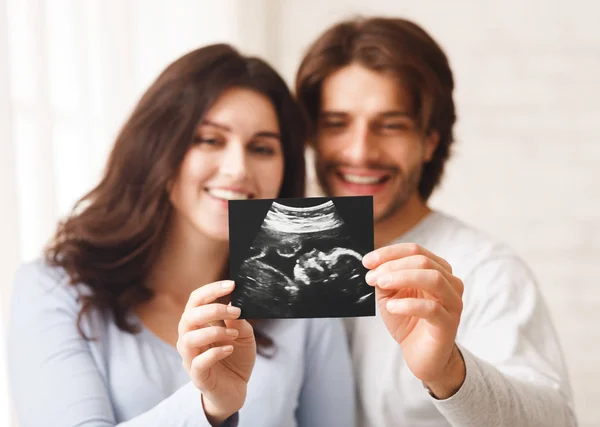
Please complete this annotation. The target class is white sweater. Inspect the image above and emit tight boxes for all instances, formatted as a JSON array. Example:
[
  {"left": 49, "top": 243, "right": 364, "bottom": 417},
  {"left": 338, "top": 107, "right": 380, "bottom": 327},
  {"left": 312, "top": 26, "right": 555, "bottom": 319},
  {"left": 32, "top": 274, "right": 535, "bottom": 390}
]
[{"left": 347, "top": 211, "right": 578, "bottom": 427}]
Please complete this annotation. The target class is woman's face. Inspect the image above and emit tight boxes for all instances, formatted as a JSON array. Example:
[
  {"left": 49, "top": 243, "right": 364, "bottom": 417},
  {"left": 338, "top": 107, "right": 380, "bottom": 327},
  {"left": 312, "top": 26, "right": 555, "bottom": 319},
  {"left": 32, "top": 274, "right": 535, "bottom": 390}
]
[{"left": 169, "top": 87, "right": 284, "bottom": 242}]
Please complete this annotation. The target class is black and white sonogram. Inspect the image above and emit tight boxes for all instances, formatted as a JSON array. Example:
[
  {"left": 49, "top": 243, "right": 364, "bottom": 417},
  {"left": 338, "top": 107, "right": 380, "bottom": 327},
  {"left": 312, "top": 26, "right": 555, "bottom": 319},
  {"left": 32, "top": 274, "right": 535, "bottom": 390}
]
[{"left": 228, "top": 196, "right": 375, "bottom": 319}]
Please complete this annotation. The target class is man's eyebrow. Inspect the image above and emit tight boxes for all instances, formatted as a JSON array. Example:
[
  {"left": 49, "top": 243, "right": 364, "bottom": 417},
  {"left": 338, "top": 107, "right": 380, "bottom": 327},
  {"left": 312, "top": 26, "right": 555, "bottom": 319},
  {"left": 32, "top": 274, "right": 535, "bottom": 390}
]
[
  {"left": 319, "top": 110, "right": 412, "bottom": 119},
  {"left": 377, "top": 110, "right": 412, "bottom": 118},
  {"left": 319, "top": 111, "right": 349, "bottom": 118}
]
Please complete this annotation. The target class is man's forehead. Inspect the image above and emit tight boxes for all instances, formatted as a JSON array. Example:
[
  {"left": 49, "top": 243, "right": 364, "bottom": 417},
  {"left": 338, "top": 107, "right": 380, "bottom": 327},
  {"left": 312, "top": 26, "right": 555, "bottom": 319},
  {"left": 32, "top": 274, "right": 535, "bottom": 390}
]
[{"left": 320, "top": 64, "right": 412, "bottom": 116}]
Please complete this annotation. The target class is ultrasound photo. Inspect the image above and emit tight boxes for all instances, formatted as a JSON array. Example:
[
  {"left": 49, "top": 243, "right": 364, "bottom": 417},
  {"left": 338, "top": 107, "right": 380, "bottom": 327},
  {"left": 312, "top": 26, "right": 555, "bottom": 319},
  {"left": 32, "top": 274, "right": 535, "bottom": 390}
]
[{"left": 228, "top": 196, "right": 375, "bottom": 319}]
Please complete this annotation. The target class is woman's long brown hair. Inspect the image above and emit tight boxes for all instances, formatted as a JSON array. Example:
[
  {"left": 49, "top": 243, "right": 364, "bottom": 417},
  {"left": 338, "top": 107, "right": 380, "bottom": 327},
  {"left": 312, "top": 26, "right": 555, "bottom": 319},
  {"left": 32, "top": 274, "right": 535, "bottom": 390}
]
[{"left": 44, "top": 44, "right": 308, "bottom": 350}]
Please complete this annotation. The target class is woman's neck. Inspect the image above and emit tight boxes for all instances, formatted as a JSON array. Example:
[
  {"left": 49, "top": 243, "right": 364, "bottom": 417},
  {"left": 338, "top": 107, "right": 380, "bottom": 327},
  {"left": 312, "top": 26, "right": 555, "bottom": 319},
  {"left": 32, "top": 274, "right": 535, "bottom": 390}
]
[{"left": 146, "top": 216, "right": 229, "bottom": 309}]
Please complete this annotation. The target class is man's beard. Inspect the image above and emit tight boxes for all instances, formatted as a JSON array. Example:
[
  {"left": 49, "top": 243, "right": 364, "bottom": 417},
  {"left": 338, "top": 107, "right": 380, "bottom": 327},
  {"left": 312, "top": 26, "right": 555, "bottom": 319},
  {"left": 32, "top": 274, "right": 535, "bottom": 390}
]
[{"left": 315, "top": 157, "right": 422, "bottom": 224}]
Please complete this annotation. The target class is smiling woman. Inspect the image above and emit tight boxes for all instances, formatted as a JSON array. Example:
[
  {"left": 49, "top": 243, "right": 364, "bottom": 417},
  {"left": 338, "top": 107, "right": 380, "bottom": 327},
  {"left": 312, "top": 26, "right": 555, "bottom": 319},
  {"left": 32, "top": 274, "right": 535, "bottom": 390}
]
[
  {"left": 6, "top": 42, "right": 355, "bottom": 427},
  {"left": 169, "top": 87, "right": 285, "bottom": 242}
]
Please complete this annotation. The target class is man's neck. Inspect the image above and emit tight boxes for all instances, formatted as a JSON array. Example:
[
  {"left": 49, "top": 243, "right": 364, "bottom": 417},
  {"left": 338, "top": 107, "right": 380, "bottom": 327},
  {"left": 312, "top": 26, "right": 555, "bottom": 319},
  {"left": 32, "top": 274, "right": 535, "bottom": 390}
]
[
  {"left": 374, "top": 195, "right": 432, "bottom": 248},
  {"left": 146, "top": 217, "right": 229, "bottom": 309}
]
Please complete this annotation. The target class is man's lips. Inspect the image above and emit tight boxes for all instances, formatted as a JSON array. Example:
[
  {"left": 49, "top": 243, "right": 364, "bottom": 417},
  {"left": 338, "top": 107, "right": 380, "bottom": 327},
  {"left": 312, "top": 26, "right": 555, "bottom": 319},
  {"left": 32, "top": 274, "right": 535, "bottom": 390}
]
[
  {"left": 335, "top": 167, "right": 393, "bottom": 185},
  {"left": 333, "top": 169, "right": 392, "bottom": 195}
]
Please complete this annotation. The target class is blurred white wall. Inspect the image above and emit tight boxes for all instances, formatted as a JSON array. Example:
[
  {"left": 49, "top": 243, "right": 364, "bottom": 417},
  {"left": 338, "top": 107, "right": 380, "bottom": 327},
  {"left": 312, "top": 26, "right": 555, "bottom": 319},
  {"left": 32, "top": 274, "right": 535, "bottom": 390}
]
[{"left": 1, "top": 0, "right": 599, "bottom": 426}]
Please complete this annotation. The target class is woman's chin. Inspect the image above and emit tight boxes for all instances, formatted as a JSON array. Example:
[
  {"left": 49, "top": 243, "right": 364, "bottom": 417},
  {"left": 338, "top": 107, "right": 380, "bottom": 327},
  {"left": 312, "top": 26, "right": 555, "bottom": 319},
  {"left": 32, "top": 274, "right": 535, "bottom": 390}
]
[
  {"left": 188, "top": 219, "right": 229, "bottom": 244},
  {"left": 201, "top": 228, "right": 229, "bottom": 243}
]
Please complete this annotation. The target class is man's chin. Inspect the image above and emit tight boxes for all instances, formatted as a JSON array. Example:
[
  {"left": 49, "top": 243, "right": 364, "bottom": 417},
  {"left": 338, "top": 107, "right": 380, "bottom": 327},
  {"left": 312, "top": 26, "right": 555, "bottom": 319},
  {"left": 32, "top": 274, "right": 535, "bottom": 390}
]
[
  {"left": 323, "top": 186, "right": 402, "bottom": 223},
  {"left": 372, "top": 194, "right": 410, "bottom": 224}
]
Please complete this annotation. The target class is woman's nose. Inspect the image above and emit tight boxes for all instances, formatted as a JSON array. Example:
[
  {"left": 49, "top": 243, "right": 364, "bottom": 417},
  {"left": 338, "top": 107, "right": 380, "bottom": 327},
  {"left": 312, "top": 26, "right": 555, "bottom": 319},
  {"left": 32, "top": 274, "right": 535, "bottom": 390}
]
[{"left": 219, "top": 142, "right": 249, "bottom": 181}]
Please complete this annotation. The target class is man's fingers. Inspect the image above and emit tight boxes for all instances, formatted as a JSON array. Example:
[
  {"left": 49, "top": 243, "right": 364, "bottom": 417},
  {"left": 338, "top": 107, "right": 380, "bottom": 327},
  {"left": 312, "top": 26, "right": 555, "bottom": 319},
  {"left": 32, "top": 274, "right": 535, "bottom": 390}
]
[
  {"left": 384, "top": 297, "right": 452, "bottom": 328},
  {"left": 366, "top": 255, "right": 463, "bottom": 297},
  {"left": 363, "top": 243, "right": 453, "bottom": 274},
  {"left": 178, "top": 303, "right": 241, "bottom": 335},
  {"left": 375, "top": 286, "right": 396, "bottom": 303},
  {"left": 373, "top": 269, "right": 462, "bottom": 311},
  {"left": 185, "top": 281, "right": 236, "bottom": 311}
]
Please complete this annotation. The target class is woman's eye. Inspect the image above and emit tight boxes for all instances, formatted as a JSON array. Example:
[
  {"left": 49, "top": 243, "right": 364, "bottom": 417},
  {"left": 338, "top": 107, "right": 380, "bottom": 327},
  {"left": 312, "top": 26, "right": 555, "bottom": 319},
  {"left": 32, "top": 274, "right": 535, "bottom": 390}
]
[
  {"left": 251, "top": 145, "right": 275, "bottom": 155},
  {"left": 193, "top": 136, "right": 220, "bottom": 146}
]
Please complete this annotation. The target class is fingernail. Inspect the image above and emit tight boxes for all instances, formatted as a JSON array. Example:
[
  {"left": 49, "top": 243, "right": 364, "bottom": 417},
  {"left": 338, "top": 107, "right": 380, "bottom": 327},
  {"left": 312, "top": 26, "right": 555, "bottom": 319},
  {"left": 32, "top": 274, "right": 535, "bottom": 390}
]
[
  {"left": 378, "top": 274, "right": 392, "bottom": 287},
  {"left": 225, "top": 328, "right": 239, "bottom": 337},
  {"left": 227, "top": 306, "right": 241, "bottom": 316},
  {"left": 222, "top": 345, "right": 234, "bottom": 353},
  {"left": 221, "top": 281, "right": 234, "bottom": 289},
  {"left": 362, "top": 252, "right": 376, "bottom": 267},
  {"left": 365, "top": 270, "right": 378, "bottom": 285},
  {"left": 386, "top": 299, "right": 400, "bottom": 312}
]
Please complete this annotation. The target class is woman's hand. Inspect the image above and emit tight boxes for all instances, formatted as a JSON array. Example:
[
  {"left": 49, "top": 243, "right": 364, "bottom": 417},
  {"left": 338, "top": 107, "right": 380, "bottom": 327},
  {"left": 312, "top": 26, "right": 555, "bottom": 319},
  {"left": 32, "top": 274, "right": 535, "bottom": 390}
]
[{"left": 177, "top": 280, "right": 256, "bottom": 424}]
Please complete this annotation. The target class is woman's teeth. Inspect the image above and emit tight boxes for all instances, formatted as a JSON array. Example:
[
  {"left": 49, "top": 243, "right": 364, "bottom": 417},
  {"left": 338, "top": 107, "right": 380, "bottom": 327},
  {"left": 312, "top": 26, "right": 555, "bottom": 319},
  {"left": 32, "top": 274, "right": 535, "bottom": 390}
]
[
  {"left": 207, "top": 188, "right": 250, "bottom": 200},
  {"left": 341, "top": 174, "right": 383, "bottom": 185}
]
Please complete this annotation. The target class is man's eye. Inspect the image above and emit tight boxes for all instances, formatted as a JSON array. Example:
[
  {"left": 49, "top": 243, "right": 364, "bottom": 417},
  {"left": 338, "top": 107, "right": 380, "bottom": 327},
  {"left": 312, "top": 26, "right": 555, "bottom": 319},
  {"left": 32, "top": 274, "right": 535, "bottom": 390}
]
[
  {"left": 381, "top": 123, "right": 407, "bottom": 130},
  {"left": 321, "top": 121, "right": 346, "bottom": 128}
]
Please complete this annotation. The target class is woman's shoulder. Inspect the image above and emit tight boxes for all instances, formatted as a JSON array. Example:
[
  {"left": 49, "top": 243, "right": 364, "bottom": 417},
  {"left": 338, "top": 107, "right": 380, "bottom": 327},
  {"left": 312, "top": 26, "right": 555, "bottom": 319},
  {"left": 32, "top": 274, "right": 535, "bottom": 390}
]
[
  {"left": 10, "top": 258, "right": 116, "bottom": 344},
  {"left": 11, "top": 258, "right": 86, "bottom": 312}
]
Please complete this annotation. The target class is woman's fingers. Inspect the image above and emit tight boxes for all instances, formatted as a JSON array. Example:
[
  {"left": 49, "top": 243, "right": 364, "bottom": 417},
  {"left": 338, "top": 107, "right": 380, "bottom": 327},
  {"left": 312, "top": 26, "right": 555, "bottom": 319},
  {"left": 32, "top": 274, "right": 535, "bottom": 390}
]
[
  {"left": 178, "top": 303, "right": 241, "bottom": 335},
  {"left": 181, "top": 326, "right": 239, "bottom": 349},
  {"left": 224, "top": 318, "right": 254, "bottom": 339},
  {"left": 185, "top": 281, "right": 236, "bottom": 311},
  {"left": 190, "top": 345, "right": 235, "bottom": 385}
]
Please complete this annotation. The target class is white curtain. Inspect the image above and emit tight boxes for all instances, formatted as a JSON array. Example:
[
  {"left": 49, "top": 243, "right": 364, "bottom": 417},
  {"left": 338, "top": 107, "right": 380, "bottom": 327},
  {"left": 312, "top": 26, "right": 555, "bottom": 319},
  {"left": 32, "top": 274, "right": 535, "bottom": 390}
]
[{"left": 0, "top": 1, "right": 278, "bottom": 425}]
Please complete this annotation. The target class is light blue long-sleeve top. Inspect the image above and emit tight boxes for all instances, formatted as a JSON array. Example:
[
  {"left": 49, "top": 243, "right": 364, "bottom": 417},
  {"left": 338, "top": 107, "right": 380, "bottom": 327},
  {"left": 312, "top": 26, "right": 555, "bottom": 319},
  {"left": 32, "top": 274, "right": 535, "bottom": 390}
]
[{"left": 7, "top": 260, "right": 356, "bottom": 427}]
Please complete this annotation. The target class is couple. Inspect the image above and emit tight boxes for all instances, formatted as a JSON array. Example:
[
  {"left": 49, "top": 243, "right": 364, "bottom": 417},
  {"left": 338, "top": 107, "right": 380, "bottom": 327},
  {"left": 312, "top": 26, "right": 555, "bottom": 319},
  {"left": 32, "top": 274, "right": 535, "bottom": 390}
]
[{"left": 7, "top": 16, "right": 577, "bottom": 427}]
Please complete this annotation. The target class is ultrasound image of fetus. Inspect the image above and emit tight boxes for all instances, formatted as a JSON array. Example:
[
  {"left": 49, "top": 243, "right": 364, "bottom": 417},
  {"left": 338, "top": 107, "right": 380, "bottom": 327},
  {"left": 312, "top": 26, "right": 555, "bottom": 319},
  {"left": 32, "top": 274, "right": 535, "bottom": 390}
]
[{"left": 234, "top": 200, "right": 374, "bottom": 318}]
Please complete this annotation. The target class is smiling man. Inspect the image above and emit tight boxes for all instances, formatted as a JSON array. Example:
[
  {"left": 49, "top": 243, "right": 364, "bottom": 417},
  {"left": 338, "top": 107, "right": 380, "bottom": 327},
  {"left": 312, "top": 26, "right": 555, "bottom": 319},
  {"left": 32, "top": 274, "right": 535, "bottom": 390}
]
[{"left": 296, "top": 16, "right": 578, "bottom": 427}]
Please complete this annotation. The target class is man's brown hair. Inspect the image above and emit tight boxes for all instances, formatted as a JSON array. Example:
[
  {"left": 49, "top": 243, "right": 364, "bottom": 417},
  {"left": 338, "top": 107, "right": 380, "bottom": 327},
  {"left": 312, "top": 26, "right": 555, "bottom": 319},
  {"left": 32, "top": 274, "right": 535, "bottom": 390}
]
[{"left": 296, "top": 16, "right": 457, "bottom": 201}]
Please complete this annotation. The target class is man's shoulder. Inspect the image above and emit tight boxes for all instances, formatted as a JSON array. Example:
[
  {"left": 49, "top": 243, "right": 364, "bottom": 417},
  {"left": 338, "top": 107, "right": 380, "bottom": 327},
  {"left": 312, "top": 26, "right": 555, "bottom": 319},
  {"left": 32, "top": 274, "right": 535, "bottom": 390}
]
[{"left": 397, "top": 211, "right": 519, "bottom": 278}]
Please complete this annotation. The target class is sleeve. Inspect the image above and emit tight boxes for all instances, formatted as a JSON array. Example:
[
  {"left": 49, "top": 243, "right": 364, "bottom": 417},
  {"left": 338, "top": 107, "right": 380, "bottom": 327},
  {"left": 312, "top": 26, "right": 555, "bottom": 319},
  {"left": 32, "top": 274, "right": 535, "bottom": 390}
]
[
  {"left": 6, "top": 262, "right": 232, "bottom": 427},
  {"left": 295, "top": 318, "right": 356, "bottom": 427},
  {"left": 431, "top": 255, "right": 578, "bottom": 427}
]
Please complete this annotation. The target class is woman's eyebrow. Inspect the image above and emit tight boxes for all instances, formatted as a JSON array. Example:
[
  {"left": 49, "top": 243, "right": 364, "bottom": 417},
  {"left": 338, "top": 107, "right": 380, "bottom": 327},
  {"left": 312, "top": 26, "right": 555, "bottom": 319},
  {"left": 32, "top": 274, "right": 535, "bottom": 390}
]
[
  {"left": 254, "top": 131, "right": 281, "bottom": 140},
  {"left": 200, "top": 119, "right": 231, "bottom": 132}
]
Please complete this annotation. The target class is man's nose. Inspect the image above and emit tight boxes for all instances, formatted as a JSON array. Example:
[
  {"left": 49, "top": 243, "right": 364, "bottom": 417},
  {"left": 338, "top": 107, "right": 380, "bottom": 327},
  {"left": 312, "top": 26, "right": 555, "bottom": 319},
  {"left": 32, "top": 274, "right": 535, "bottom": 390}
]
[{"left": 343, "top": 122, "right": 379, "bottom": 164}]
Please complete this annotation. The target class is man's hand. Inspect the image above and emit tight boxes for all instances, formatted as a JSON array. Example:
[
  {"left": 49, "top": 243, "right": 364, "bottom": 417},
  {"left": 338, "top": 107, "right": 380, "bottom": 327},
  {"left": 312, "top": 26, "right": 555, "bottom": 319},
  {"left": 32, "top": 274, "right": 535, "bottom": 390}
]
[{"left": 363, "top": 243, "right": 466, "bottom": 399}]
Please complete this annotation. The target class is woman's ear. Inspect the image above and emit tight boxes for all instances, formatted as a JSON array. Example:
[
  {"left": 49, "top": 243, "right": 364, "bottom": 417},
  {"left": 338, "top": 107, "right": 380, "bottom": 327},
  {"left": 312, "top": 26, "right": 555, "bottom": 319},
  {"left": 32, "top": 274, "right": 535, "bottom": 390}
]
[{"left": 424, "top": 131, "right": 440, "bottom": 162}]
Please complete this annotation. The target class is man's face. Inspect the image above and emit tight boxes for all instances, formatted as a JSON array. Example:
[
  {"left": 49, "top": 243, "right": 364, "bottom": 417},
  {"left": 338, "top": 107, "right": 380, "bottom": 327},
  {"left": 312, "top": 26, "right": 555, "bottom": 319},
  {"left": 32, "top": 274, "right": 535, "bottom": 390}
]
[{"left": 314, "top": 63, "right": 437, "bottom": 223}]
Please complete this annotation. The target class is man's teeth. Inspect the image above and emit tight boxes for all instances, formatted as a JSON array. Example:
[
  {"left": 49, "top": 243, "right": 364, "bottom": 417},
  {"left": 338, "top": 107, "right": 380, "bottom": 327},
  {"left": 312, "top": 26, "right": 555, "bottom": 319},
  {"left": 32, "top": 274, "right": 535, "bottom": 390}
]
[
  {"left": 341, "top": 174, "right": 382, "bottom": 184},
  {"left": 207, "top": 188, "right": 249, "bottom": 200}
]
